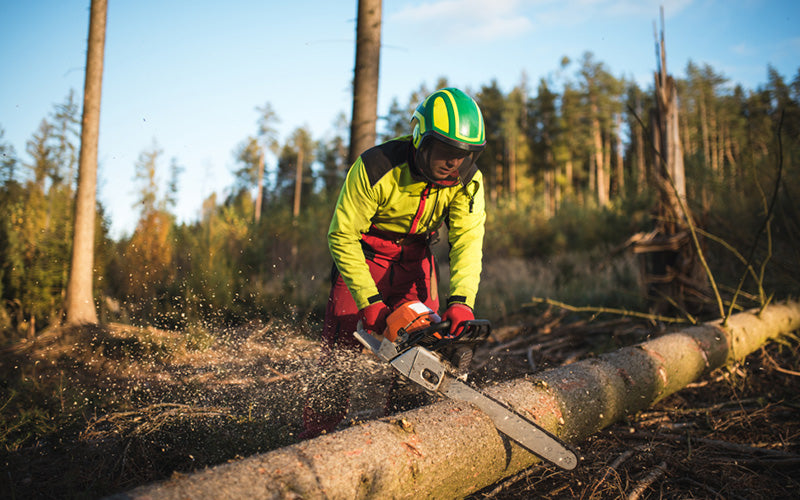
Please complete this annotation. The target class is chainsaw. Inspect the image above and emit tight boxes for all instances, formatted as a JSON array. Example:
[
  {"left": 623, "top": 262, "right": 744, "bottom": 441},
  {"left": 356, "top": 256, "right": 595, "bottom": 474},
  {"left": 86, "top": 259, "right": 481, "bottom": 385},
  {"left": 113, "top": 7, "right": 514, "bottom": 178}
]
[{"left": 354, "top": 301, "right": 578, "bottom": 470}]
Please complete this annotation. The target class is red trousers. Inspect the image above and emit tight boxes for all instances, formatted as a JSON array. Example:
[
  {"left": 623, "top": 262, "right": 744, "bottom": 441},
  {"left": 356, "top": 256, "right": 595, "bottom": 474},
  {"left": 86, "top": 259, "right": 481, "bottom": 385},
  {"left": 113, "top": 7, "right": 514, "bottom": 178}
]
[
  {"left": 322, "top": 231, "right": 439, "bottom": 351},
  {"left": 301, "top": 230, "right": 438, "bottom": 438}
]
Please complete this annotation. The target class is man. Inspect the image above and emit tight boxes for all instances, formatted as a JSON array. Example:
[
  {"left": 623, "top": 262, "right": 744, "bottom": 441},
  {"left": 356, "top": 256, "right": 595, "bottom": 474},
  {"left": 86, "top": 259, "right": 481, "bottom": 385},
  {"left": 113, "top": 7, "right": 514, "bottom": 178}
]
[{"left": 301, "top": 87, "right": 487, "bottom": 439}]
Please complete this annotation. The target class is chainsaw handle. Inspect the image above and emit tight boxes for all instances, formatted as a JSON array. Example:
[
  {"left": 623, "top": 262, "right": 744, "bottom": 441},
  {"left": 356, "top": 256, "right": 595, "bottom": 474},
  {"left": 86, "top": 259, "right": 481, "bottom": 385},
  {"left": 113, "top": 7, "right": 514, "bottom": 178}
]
[
  {"left": 401, "top": 320, "right": 451, "bottom": 346},
  {"left": 397, "top": 319, "right": 491, "bottom": 351}
]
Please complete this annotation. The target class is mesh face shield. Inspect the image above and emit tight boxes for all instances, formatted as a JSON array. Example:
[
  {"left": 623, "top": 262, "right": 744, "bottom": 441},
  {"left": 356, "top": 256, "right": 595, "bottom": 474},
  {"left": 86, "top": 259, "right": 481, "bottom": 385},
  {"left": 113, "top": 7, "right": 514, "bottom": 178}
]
[{"left": 414, "top": 135, "right": 482, "bottom": 188}]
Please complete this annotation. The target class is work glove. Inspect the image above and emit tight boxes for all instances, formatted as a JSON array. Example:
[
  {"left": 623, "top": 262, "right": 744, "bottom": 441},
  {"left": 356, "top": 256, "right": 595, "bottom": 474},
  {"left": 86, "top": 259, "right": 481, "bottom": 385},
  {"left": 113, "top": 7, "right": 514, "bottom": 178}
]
[
  {"left": 358, "top": 301, "right": 390, "bottom": 335},
  {"left": 442, "top": 303, "right": 474, "bottom": 338}
]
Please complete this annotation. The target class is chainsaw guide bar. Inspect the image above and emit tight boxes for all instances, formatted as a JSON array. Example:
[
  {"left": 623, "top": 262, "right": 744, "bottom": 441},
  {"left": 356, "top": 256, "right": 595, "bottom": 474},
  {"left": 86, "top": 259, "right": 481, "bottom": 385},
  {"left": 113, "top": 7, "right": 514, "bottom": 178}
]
[{"left": 354, "top": 321, "right": 578, "bottom": 470}]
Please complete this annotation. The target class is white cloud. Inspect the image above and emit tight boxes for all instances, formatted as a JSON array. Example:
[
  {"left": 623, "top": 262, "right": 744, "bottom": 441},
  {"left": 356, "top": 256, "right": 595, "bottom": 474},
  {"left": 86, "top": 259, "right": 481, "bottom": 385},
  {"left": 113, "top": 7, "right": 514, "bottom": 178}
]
[
  {"left": 389, "top": 0, "right": 533, "bottom": 42},
  {"left": 526, "top": 0, "right": 694, "bottom": 27},
  {"left": 731, "top": 42, "right": 755, "bottom": 57},
  {"left": 387, "top": 0, "right": 696, "bottom": 44}
]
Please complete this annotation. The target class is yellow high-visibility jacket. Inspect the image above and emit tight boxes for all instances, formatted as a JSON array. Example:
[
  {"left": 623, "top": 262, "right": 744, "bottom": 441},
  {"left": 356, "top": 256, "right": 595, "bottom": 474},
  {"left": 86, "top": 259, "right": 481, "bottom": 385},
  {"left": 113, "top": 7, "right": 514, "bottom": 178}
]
[{"left": 328, "top": 135, "right": 485, "bottom": 311}]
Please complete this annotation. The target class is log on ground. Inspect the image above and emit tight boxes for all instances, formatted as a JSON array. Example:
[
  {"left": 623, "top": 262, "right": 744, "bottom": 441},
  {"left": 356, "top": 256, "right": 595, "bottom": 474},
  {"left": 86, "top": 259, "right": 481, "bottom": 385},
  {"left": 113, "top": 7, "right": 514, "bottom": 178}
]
[{"left": 107, "top": 300, "right": 800, "bottom": 500}]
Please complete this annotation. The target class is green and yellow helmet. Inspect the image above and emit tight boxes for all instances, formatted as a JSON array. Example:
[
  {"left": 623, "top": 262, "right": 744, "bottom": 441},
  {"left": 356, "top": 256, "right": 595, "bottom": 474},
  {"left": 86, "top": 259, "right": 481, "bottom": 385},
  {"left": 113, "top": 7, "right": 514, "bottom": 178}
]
[{"left": 411, "top": 88, "right": 486, "bottom": 187}]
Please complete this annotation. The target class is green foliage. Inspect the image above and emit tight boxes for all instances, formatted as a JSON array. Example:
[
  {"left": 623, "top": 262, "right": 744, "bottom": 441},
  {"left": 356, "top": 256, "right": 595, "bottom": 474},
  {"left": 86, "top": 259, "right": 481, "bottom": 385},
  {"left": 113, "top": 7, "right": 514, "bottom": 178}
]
[
  {"left": 0, "top": 93, "right": 114, "bottom": 339},
  {"left": 105, "top": 179, "right": 333, "bottom": 331}
]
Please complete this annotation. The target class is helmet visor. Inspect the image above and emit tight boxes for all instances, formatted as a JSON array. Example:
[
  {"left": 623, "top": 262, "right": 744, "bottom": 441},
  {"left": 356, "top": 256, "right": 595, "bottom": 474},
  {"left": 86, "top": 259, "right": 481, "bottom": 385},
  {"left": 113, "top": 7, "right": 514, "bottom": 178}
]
[{"left": 416, "top": 137, "right": 482, "bottom": 187}]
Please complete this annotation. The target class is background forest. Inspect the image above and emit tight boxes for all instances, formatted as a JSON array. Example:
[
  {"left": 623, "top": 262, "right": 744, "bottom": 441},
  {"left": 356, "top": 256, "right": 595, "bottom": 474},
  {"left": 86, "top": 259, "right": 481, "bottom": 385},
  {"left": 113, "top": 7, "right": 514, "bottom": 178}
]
[{"left": 1, "top": 53, "right": 799, "bottom": 343}]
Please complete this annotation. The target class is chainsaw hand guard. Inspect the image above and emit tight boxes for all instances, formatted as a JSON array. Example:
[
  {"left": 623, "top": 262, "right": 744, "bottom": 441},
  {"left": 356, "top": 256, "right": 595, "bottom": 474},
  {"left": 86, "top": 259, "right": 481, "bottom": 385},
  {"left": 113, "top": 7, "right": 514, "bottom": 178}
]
[{"left": 395, "top": 319, "right": 491, "bottom": 351}]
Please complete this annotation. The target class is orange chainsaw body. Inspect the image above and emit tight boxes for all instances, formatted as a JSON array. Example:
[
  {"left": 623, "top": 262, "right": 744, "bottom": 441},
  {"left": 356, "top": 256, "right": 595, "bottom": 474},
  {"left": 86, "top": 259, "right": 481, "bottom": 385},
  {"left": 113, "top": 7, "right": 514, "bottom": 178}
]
[{"left": 383, "top": 301, "right": 441, "bottom": 342}]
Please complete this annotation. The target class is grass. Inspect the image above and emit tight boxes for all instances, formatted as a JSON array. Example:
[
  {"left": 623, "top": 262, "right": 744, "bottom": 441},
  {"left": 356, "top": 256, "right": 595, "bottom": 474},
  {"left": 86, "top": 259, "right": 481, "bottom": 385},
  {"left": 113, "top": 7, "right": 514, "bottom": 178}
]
[{"left": 435, "top": 249, "right": 647, "bottom": 324}]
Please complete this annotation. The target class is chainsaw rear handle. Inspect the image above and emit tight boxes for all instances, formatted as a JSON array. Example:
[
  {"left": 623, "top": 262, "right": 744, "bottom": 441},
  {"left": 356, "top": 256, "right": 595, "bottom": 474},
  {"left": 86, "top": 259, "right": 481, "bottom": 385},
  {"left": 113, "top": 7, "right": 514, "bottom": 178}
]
[{"left": 397, "top": 319, "right": 491, "bottom": 351}]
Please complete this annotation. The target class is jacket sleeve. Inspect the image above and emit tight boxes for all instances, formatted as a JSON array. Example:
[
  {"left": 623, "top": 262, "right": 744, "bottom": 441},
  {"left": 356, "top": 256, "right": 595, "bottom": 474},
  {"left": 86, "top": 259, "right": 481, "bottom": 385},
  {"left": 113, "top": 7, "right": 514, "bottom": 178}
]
[
  {"left": 446, "top": 171, "right": 486, "bottom": 309},
  {"left": 327, "top": 157, "right": 382, "bottom": 310}
]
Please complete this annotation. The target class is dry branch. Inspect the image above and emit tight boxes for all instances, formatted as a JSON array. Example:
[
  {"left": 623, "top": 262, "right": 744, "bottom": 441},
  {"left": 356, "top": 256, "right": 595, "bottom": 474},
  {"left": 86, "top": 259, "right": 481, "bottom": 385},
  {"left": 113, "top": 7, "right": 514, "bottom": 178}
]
[
  {"left": 588, "top": 448, "right": 636, "bottom": 498},
  {"left": 636, "top": 432, "right": 800, "bottom": 459},
  {"left": 108, "top": 300, "right": 800, "bottom": 500},
  {"left": 625, "top": 461, "right": 667, "bottom": 500}
]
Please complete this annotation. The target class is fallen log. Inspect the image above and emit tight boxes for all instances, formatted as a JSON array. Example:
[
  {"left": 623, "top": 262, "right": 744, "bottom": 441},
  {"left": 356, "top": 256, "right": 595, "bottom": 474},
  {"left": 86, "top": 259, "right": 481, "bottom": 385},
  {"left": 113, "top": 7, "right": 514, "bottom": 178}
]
[{"left": 108, "top": 300, "right": 800, "bottom": 500}]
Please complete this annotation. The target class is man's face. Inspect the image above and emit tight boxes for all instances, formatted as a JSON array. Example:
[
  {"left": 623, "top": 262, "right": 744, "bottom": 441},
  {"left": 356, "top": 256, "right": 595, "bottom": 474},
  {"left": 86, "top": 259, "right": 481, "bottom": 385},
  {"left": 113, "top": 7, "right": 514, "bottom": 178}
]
[{"left": 427, "top": 140, "right": 471, "bottom": 182}]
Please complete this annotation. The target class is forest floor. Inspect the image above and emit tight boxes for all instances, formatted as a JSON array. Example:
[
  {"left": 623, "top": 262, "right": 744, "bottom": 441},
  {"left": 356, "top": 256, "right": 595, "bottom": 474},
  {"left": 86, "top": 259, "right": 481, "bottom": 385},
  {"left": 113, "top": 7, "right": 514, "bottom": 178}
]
[{"left": 1, "top": 310, "right": 799, "bottom": 499}]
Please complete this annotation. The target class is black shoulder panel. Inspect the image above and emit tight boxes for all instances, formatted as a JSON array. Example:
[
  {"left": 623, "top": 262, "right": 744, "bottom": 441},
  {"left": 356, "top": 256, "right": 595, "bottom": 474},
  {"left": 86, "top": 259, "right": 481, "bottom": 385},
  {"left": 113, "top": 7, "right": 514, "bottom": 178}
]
[{"left": 360, "top": 138, "right": 410, "bottom": 187}]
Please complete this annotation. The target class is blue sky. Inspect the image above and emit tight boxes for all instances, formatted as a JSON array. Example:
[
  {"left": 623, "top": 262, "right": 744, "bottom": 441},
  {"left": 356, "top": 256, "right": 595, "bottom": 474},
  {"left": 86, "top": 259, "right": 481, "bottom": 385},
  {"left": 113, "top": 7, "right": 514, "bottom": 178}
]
[{"left": 2, "top": 0, "right": 798, "bottom": 238}]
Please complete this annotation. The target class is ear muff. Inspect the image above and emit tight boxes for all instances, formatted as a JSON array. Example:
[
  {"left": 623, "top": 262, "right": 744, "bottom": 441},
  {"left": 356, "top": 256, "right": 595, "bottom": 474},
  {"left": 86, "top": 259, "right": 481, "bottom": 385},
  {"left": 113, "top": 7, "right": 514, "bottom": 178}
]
[{"left": 412, "top": 122, "right": 422, "bottom": 149}]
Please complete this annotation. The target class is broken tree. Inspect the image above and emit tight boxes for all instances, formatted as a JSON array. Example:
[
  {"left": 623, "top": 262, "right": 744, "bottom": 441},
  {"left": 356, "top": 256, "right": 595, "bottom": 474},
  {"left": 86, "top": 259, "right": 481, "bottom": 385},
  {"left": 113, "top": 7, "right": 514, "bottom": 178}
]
[
  {"left": 108, "top": 300, "right": 800, "bottom": 500},
  {"left": 635, "top": 10, "right": 711, "bottom": 316}
]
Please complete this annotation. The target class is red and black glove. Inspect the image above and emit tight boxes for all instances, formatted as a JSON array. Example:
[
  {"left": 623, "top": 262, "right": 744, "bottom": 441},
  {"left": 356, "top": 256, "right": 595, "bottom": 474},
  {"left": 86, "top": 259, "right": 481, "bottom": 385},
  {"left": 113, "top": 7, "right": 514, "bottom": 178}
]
[
  {"left": 442, "top": 303, "right": 474, "bottom": 338},
  {"left": 358, "top": 301, "right": 390, "bottom": 335}
]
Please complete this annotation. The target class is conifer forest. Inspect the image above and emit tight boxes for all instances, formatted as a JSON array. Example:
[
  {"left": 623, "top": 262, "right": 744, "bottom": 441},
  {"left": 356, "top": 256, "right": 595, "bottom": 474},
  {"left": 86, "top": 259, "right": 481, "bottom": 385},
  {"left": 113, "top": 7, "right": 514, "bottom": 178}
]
[{"left": 3, "top": 55, "right": 798, "bottom": 337}]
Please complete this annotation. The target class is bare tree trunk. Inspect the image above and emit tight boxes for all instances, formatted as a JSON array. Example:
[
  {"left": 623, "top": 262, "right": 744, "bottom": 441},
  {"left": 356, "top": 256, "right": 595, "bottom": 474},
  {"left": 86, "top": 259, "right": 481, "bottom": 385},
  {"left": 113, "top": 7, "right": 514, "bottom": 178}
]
[
  {"left": 635, "top": 95, "right": 647, "bottom": 193},
  {"left": 591, "top": 105, "right": 607, "bottom": 206},
  {"left": 64, "top": 0, "right": 106, "bottom": 326},
  {"left": 710, "top": 103, "right": 720, "bottom": 176},
  {"left": 603, "top": 129, "right": 612, "bottom": 196},
  {"left": 639, "top": 10, "right": 708, "bottom": 316},
  {"left": 545, "top": 148, "right": 556, "bottom": 216},
  {"left": 496, "top": 161, "right": 504, "bottom": 198},
  {"left": 680, "top": 101, "right": 693, "bottom": 160},
  {"left": 507, "top": 136, "right": 516, "bottom": 198},
  {"left": 700, "top": 93, "right": 711, "bottom": 172},
  {"left": 615, "top": 114, "right": 624, "bottom": 196},
  {"left": 254, "top": 149, "right": 265, "bottom": 223},
  {"left": 636, "top": 123, "right": 646, "bottom": 192},
  {"left": 554, "top": 164, "right": 562, "bottom": 210},
  {"left": 724, "top": 128, "right": 738, "bottom": 193},
  {"left": 565, "top": 156, "right": 574, "bottom": 201},
  {"left": 543, "top": 168, "right": 553, "bottom": 218},
  {"left": 347, "top": 0, "right": 381, "bottom": 165},
  {"left": 655, "top": 78, "right": 686, "bottom": 204},
  {"left": 292, "top": 149, "right": 303, "bottom": 219},
  {"left": 112, "top": 301, "right": 800, "bottom": 500}
]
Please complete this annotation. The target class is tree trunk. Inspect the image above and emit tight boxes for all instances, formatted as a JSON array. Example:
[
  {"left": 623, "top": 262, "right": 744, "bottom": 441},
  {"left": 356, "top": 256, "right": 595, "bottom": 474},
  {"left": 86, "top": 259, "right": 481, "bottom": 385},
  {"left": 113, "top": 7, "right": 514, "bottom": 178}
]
[
  {"left": 565, "top": 156, "right": 574, "bottom": 201},
  {"left": 591, "top": 104, "right": 607, "bottom": 206},
  {"left": 710, "top": 102, "right": 720, "bottom": 176},
  {"left": 64, "top": 0, "right": 106, "bottom": 326},
  {"left": 111, "top": 300, "right": 800, "bottom": 500},
  {"left": 254, "top": 149, "right": 265, "bottom": 223},
  {"left": 634, "top": 95, "right": 647, "bottom": 193},
  {"left": 724, "top": 128, "right": 738, "bottom": 192},
  {"left": 292, "top": 149, "right": 303, "bottom": 219},
  {"left": 641, "top": 15, "right": 707, "bottom": 316},
  {"left": 700, "top": 92, "right": 711, "bottom": 172},
  {"left": 543, "top": 168, "right": 553, "bottom": 218},
  {"left": 347, "top": 0, "right": 381, "bottom": 166},
  {"left": 507, "top": 136, "right": 516, "bottom": 198},
  {"left": 614, "top": 114, "right": 624, "bottom": 196},
  {"left": 603, "top": 129, "right": 611, "bottom": 198}
]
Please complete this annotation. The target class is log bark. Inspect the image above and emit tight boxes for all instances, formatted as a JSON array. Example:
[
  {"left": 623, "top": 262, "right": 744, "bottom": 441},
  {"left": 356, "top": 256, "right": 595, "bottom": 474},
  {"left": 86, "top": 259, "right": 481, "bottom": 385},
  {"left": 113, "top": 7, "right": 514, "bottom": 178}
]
[{"left": 108, "top": 301, "right": 800, "bottom": 500}]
